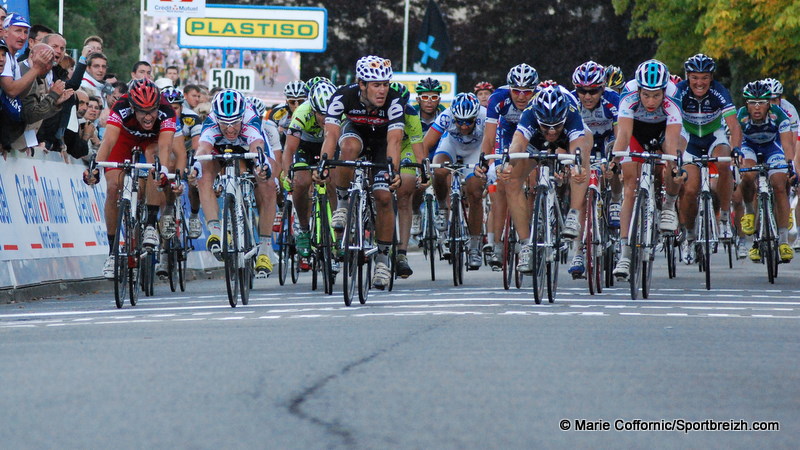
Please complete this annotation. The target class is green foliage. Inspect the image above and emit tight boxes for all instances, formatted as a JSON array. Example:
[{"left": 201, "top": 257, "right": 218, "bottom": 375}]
[{"left": 30, "top": 0, "right": 140, "bottom": 81}]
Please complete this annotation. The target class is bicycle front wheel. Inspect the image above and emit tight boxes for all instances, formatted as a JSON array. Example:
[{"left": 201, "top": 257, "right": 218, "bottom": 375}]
[
  {"left": 342, "top": 192, "right": 361, "bottom": 306},
  {"left": 701, "top": 194, "right": 713, "bottom": 290},
  {"left": 222, "top": 193, "right": 240, "bottom": 307},
  {"left": 502, "top": 213, "right": 514, "bottom": 290},
  {"left": 424, "top": 196, "right": 436, "bottom": 281},
  {"left": 358, "top": 199, "right": 375, "bottom": 304},
  {"left": 585, "top": 190, "right": 596, "bottom": 295},
  {"left": 450, "top": 195, "right": 464, "bottom": 286},
  {"left": 628, "top": 190, "right": 646, "bottom": 300},
  {"left": 113, "top": 200, "right": 131, "bottom": 309},
  {"left": 531, "top": 190, "right": 547, "bottom": 304},
  {"left": 278, "top": 200, "right": 293, "bottom": 286}
]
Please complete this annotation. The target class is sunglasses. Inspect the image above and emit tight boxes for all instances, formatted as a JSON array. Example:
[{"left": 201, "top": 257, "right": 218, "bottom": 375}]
[
  {"left": 419, "top": 94, "right": 440, "bottom": 102},
  {"left": 538, "top": 120, "right": 566, "bottom": 131},
  {"left": 367, "top": 59, "right": 392, "bottom": 69},
  {"left": 288, "top": 99, "right": 305, "bottom": 106},
  {"left": 134, "top": 107, "right": 158, "bottom": 116},
  {"left": 746, "top": 100, "right": 768, "bottom": 106},
  {"left": 219, "top": 120, "right": 242, "bottom": 129},
  {"left": 576, "top": 87, "right": 602, "bottom": 95},
  {"left": 510, "top": 88, "right": 534, "bottom": 96},
  {"left": 455, "top": 118, "right": 475, "bottom": 126}
]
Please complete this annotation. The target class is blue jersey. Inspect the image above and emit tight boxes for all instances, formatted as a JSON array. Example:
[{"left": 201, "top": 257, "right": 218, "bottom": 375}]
[
  {"left": 516, "top": 102, "right": 585, "bottom": 150},
  {"left": 738, "top": 104, "right": 792, "bottom": 147},
  {"left": 571, "top": 88, "right": 619, "bottom": 143},
  {"left": 673, "top": 80, "right": 736, "bottom": 138}
]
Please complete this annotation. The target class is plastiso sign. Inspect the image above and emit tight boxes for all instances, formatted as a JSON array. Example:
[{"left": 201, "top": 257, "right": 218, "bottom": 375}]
[
  {"left": 147, "top": 0, "right": 205, "bottom": 17},
  {"left": 179, "top": 4, "right": 327, "bottom": 52}
]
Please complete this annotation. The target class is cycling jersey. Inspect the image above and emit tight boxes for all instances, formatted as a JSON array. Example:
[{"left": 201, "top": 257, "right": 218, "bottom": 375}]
[
  {"left": 105, "top": 95, "right": 176, "bottom": 165},
  {"left": 400, "top": 104, "right": 424, "bottom": 175},
  {"left": 179, "top": 111, "right": 202, "bottom": 143},
  {"left": 516, "top": 102, "right": 585, "bottom": 152},
  {"left": 571, "top": 88, "right": 619, "bottom": 154},
  {"left": 268, "top": 104, "right": 293, "bottom": 131},
  {"left": 413, "top": 103, "right": 446, "bottom": 134},
  {"left": 199, "top": 101, "right": 269, "bottom": 157},
  {"left": 286, "top": 102, "right": 324, "bottom": 143},
  {"left": 431, "top": 105, "right": 488, "bottom": 146},
  {"left": 673, "top": 80, "right": 736, "bottom": 138},
  {"left": 779, "top": 98, "right": 799, "bottom": 135},
  {"left": 738, "top": 104, "right": 791, "bottom": 146}
]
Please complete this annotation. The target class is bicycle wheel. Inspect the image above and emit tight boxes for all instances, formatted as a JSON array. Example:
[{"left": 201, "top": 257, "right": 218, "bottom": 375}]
[
  {"left": 641, "top": 208, "right": 656, "bottom": 299},
  {"left": 502, "top": 213, "right": 514, "bottom": 290},
  {"left": 140, "top": 247, "right": 155, "bottom": 298},
  {"left": 222, "top": 193, "right": 239, "bottom": 307},
  {"left": 628, "top": 191, "right": 645, "bottom": 300},
  {"left": 665, "top": 234, "right": 677, "bottom": 279},
  {"left": 585, "top": 190, "right": 596, "bottom": 295},
  {"left": 424, "top": 196, "right": 436, "bottom": 281},
  {"left": 358, "top": 199, "right": 375, "bottom": 304},
  {"left": 388, "top": 226, "right": 398, "bottom": 292},
  {"left": 278, "top": 200, "right": 293, "bottom": 286},
  {"left": 701, "top": 194, "right": 712, "bottom": 290},
  {"left": 178, "top": 214, "right": 188, "bottom": 292},
  {"left": 531, "top": 190, "right": 547, "bottom": 304},
  {"left": 342, "top": 192, "right": 361, "bottom": 306},
  {"left": 239, "top": 211, "right": 253, "bottom": 306},
  {"left": 319, "top": 195, "right": 335, "bottom": 296},
  {"left": 547, "top": 199, "right": 561, "bottom": 304},
  {"left": 450, "top": 195, "right": 464, "bottom": 286},
  {"left": 594, "top": 198, "right": 604, "bottom": 294},
  {"left": 761, "top": 195, "right": 777, "bottom": 284},
  {"left": 113, "top": 200, "right": 131, "bottom": 309}
]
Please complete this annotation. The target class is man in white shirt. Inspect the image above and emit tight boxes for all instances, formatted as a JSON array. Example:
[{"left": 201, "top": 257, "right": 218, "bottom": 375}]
[{"left": 0, "top": 14, "right": 52, "bottom": 99}]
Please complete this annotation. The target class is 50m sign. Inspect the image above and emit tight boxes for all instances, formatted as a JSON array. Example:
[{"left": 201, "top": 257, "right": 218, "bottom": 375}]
[{"left": 208, "top": 68, "right": 255, "bottom": 92}]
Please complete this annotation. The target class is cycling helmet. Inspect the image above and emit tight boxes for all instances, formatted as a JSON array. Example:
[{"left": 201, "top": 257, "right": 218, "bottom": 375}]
[
  {"left": 506, "top": 63, "right": 538, "bottom": 89},
  {"left": 355, "top": 55, "right": 393, "bottom": 82},
  {"left": 537, "top": 80, "right": 558, "bottom": 91},
  {"left": 763, "top": 77, "right": 783, "bottom": 97},
  {"left": 247, "top": 96, "right": 267, "bottom": 117},
  {"left": 415, "top": 77, "right": 443, "bottom": 94},
  {"left": 604, "top": 65, "right": 625, "bottom": 90},
  {"left": 161, "top": 86, "right": 184, "bottom": 104},
  {"left": 684, "top": 53, "right": 716, "bottom": 74},
  {"left": 309, "top": 81, "right": 338, "bottom": 113},
  {"left": 742, "top": 80, "right": 772, "bottom": 100},
  {"left": 532, "top": 85, "right": 570, "bottom": 125},
  {"left": 284, "top": 80, "right": 309, "bottom": 99},
  {"left": 450, "top": 92, "right": 481, "bottom": 120},
  {"left": 306, "top": 76, "right": 332, "bottom": 92},
  {"left": 212, "top": 89, "right": 246, "bottom": 123},
  {"left": 670, "top": 74, "right": 683, "bottom": 84},
  {"left": 390, "top": 81, "right": 411, "bottom": 104},
  {"left": 127, "top": 78, "right": 160, "bottom": 110},
  {"left": 635, "top": 59, "right": 670, "bottom": 90},
  {"left": 571, "top": 61, "right": 606, "bottom": 88},
  {"left": 473, "top": 81, "right": 494, "bottom": 92}
]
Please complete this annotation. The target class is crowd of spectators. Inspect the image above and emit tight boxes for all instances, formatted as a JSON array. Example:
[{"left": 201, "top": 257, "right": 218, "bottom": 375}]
[{"left": 0, "top": 7, "right": 213, "bottom": 166}]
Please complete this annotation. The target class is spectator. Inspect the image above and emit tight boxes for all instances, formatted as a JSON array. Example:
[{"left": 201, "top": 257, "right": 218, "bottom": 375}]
[
  {"left": 81, "top": 52, "right": 108, "bottom": 100},
  {"left": 0, "top": 41, "right": 7, "bottom": 142},
  {"left": 131, "top": 61, "right": 152, "bottom": 81},
  {"left": 83, "top": 35, "right": 103, "bottom": 53},
  {"left": 0, "top": 6, "right": 6, "bottom": 42},
  {"left": 97, "top": 81, "right": 127, "bottom": 132},
  {"left": 182, "top": 84, "right": 201, "bottom": 113},
  {"left": 165, "top": 65, "right": 180, "bottom": 87},
  {"left": 60, "top": 54, "right": 75, "bottom": 78},
  {"left": 83, "top": 96, "right": 102, "bottom": 148},
  {"left": 63, "top": 89, "right": 91, "bottom": 160},
  {"left": 17, "top": 23, "right": 53, "bottom": 62},
  {"left": 8, "top": 43, "right": 72, "bottom": 152},
  {"left": 1, "top": 14, "right": 52, "bottom": 98}
]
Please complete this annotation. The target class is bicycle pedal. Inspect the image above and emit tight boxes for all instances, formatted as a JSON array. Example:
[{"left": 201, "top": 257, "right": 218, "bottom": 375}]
[{"left": 255, "top": 271, "right": 269, "bottom": 279}]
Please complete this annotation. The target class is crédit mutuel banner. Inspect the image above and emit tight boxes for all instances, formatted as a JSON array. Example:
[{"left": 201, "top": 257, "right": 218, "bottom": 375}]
[{"left": 147, "top": 0, "right": 206, "bottom": 17}]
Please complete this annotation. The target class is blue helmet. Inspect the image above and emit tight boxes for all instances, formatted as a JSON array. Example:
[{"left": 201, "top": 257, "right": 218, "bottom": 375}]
[
  {"left": 635, "top": 59, "right": 670, "bottom": 90},
  {"left": 212, "top": 89, "right": 246, "bottom": 123},
  {"left": 161, "top": 86, "right": 184, "bottom": 104},
  {"left": 532, "top": 86, "right": 570, "bottom": 126},
  {"left": 450, "top": 92, "right": 481, "bottom": 120},
  {"left": 684, "top": 53, "right": 716, "bottom": 74}
]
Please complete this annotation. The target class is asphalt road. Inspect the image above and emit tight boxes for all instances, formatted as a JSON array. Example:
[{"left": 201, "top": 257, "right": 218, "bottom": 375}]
[{"left": 1, "top": 249, "right": 798, "bottom": 448}]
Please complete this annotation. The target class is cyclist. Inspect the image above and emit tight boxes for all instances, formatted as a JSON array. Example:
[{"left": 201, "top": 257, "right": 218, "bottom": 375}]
[
  {"left": 424, "top": 92, "right": 487, "bottom": 269},
  {"left": 248, "top": 96, "right": 283, "bottom": 170},
  {"left": 497, "top": 85, "right": 588, "bottom": 273},
  {"left": 85, "top": 79, "right": 177, "bottom": 279},
  {"left": 162, "top": 86, "right": 203, "bottom": 239},
  {"left": 474, "top": 81, "right": 495, "bottom": 108},
  {"left": 195, "top": 89, "right": 279, "bottom": 277},
  {"left": 604, "top": 65, "right": 625, "bottom": 95},
  {"left": 283, "top": 80, "right": 337, "bottom": 267},
  {"left": 305, "top": 76, "right": 333, "bottom": 93},
  {"left": 475, "top": 63, "right": 539, "bottom": 270},
  {"left": 733, "top": 80, "right": 795, "bottom": 263},
  {"left": 611, "top": 59, "right": 684, "bottom": 281},
  {"left": 268, "top": 80, "right": 309, "bottom": 142},
  {"left": 320, "top": 55, "right": 404, "bottom": 289},
  {"left": 392, "top": 81, "right": 426, "bottom": 278},
  {"left": 673, "top": 54, "right": 741, "bottom": 259},
  {"left": 568, "top": 61, "right": 621, "bottom": 277},
  {"left": 414, "top": 77, "right": 446, "bottom": 139}
]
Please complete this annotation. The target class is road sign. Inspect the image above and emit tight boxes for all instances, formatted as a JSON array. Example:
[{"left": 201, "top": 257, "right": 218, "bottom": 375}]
[
  {"left": 179, "top": 4, "right": 327, "bottom": 52},
  {"left": 208, "top": 68, "right": 256, "bottom": 92}
]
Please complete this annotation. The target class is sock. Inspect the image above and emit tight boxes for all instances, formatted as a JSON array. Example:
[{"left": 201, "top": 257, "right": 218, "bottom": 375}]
[
  {"left": 108, "top": 234, "right": 115, "bottom": 254},
  {"left": 663, "top": 194, "right": 678, "bottom": 211},
  {"left": 621, "top": 244, "right": 632, "bottom": 259},
  {"left": 494, "top": 242, "right": 503, "bottom": 254},
  {"left": 470, "top": 235, "right": 481, "bottom": 250},
  {"left": 487, "top": 232, "right": 495, "bottom": 246},
  {"left": 191, "top": 207, "right": 199, "bottom": 215},
  {"left": 720, "top": 210, "right": 730, "bottom": 222},
  {"left": 376, "top": 240, "right": 391, "bottom": 265},
  {"left": 398, "top": 249, "right": 407, "bottom": 256},
  {"left": 779, "top": 228, "right": 789, "bottom": 244},
  {"left": 189, "top": 212, "right": 199, "bottom": 220},
  {"left": 147, "top": 205, "right": 159, "bottom": 227},
  {"left": 260, "top": 235, "right": 274, "bottom": 258},
  {"left": 744, "top": 202, "right": 755, "bottom": 215},
  {"left": 206, "top": 219, "right": 221, "bottom": 235},
  {"left": 687, "top": 229, "right": 697, "bottom": 242}
]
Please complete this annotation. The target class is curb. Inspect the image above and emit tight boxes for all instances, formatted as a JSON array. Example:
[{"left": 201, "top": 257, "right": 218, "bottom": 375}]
[{"left": 0, "top": 267, "right": 226, "bottom": 304}]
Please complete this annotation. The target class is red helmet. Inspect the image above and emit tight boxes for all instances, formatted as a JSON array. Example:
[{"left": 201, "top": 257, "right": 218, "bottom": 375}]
[
  {"left": 473, "top": 81, "right": 494, "bottom": 93},
  {"left": 670, "top": 74, "right": 683, "bottom": 84},
  {"left": 128, "top": 79, "right": 160, "bottom": 110}
]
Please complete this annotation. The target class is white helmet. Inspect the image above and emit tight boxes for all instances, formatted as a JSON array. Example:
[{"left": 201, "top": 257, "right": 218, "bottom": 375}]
[{"left": 356, "top": 55, "right": 393, "bottom": 82}]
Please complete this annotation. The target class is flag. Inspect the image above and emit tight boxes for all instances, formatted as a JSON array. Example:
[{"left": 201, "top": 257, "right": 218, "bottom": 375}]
[{"left": 411, "top": 0, "right": 451, "bottom": 73}]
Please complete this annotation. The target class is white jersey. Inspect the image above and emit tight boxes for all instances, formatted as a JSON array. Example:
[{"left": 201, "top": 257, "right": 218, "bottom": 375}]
[
  {"left": 779, "top": 98, "right": 799, "bottom": 135},
  {"left": 430, "top": 105, "right": 487, "bottom": 146}
]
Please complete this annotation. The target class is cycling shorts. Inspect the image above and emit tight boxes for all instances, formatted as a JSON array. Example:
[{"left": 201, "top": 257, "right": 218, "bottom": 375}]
[
  {"left": 742, "top": 141, "right": 787, "bottom": 177},
  {"left": 682, "top": 127, "right": 729, "bottom": 158},
  {"left": 293, "top": 140, "right": 323, "bottom": 165},
  {"left": 339, "top": 120, "right": 389, "bottom": 164},
  {"left": 106, "top": 132, "right": 158, "bottom": 170},
  {"left": 400, "top": 144, "right": 418, "bottom": 176}
]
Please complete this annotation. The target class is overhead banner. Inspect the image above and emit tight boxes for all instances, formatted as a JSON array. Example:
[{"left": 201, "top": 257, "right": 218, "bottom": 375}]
[
  {"left": 392, "top": 72, "right": 458, "bottom": 104},
  {"left": 147, "top": 0, "right": 206, "bottom": 17},
  {"left": 178, "top": 4, "right": 327, "bottom": 52}
]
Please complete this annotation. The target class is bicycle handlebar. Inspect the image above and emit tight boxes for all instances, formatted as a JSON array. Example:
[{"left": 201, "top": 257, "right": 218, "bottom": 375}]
[
  {"left": 612, "top": 151, "right": 680, "bottom": 162},
  {"left": 195, "top": 152, "right": 260, "bottom": 162}
]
